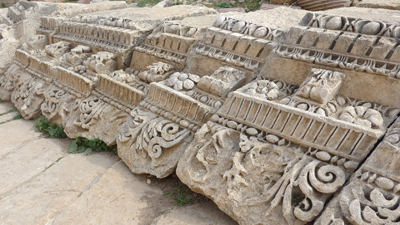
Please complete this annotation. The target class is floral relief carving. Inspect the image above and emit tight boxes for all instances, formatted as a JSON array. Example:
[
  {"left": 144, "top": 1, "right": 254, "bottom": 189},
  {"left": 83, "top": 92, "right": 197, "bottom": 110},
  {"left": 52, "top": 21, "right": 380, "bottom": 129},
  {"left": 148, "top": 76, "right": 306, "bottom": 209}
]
[
  {"left": 41, "top": 85, "right": 76, "bottom": 124},
  {"left": 339, "top": 105, "right": 384, "bottom": 129},
  {"left": 118, "top": 107, "right": 192, "bottom": 178},
  {"left": 137, "top": 62, "right": 175, "bottom": 83},
  {"left": 164, "top": 72, "right": 200, "bottom": 91}
]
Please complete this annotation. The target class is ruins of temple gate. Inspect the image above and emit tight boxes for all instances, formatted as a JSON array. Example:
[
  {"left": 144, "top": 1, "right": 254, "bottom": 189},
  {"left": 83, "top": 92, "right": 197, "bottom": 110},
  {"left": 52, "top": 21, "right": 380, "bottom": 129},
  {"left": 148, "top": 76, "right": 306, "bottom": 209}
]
[{"left": 1, "top": 1, "right": 400, "bottom": 224}]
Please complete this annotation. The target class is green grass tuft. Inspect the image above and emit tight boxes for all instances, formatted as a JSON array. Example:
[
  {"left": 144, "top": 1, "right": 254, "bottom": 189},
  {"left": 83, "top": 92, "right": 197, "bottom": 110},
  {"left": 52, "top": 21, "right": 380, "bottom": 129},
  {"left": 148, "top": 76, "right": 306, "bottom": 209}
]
[
  {"left": 165, "top": 182, "right": 193, "bottom": 208},
  {"left": 34, "top": 116, "right": 67, "bottom": 138},
  {"left": 68, "top": 137, "right": 118, "bottom": 155}
]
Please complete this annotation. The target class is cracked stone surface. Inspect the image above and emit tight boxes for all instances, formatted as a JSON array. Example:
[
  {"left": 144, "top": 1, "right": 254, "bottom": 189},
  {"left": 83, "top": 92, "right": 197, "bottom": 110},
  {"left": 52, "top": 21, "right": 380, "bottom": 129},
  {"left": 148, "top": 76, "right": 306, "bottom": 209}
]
[
  {"left": 0, "top": 119, "right": 41, "bottom": 157},
  {"left": 0, "top": 102, "right": 235, "bottom": 225}
]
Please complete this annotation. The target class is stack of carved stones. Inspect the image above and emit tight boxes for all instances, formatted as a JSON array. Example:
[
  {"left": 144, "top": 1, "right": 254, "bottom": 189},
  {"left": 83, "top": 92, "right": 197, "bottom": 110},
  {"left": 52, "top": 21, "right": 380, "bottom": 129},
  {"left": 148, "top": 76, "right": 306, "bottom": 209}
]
[{"left": 1, "top": 4, "right": 400, "bottom": 225}]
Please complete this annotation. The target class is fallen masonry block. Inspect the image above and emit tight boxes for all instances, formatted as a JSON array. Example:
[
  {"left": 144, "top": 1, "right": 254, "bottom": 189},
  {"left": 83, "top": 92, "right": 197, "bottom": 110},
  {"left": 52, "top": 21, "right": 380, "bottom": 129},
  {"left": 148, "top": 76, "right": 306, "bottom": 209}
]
[{"left": 1, "top": 3, "right": 400, "bottom": 225}]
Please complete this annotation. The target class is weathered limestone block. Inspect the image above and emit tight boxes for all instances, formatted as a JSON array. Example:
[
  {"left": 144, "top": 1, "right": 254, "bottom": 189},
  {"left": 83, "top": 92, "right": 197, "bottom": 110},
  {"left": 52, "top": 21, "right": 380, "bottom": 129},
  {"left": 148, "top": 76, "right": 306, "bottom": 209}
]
[
  {"left": 177, "top": 120, "right": 352, "bottom": 224},
  {"left": 20, "top": 34, "right": 49, "bottom": 53},
  {"left": 118, "top": 106, "right": 194, "bottom": 178},
  {"left": 11, "top": 72, "right": 47, "bottom": 119},
  {"left": 0, "top": 24, "right": 19, "bottom": 75},
  {"left": 55, "top": 1, "right": 128, "bottom": 18},
  {"left": 3, "top": 5, "right": 216, "bottom": 148},
  {"left": 118, "top": 66, "right": 247, "bottom": 178},
  {"left": 0, "top": 64, "right": 20, "bottom": 101},
  {"left": 64, "top": 95, "right": 128, "bottom": 145},
  {"left": 297, "top": 0, "right": 351, "bottom": 11},
  {"left": 84, "top": 51, "right": 117, "bottom": 75},
  {"left": 315, "top": 117, "right": 400, "bottom": 224},
  {"left": 294, "top": 68, "right": 346, "bottom": 106},
  {"left": 52, "top": 6, "right": 216, "bottom": 70},
  {"left": 177, "top": 64, "right": 399, "bottom": 224},
  {"left": 41, "top": 85, "right": 76, "bottom": 125},
  {"left": 185, "top": 15, "right": 280, "bottom": 82},
  {"left": 265, "top": 12, "right": 400, "bottom": 108},
  {"left": 63, "top": 45, "right": 92, "bottom": 68},
  {"left": 132, "top": 20, "right": 204, "bottom": 72},
  {"left": 44, "top": 41, "right": 71, "bottom": 58}
]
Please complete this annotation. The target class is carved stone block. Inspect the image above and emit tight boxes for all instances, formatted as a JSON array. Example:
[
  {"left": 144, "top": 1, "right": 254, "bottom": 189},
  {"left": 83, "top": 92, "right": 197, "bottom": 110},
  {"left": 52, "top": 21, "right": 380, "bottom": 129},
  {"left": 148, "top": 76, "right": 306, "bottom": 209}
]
[{"left": 315, "top": 117, "right": 400, "bottom": 224}]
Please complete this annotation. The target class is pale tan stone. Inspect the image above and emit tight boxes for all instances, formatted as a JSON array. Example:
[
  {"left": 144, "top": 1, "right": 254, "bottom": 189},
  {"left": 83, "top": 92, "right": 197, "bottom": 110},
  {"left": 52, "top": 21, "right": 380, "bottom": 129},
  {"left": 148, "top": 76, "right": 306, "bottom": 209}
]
[
  {"left": 0, "top": 152, "right": 118, "bottom": 225},
  {"left": 357, "top": 0, "right": 400, "bottom": 10},
  {"left": 0, "top": 102, "right": 16, "bottom": 114},
  {"left": 153, "top": 203, "right": 238, "bottom": 225},
  {"left": 51, "top": 161, "right": 169, "bottom": 225},
  {"left": 0, "top": 119, "right": 40, "bottom": 152},
  {"left": 0, "top": 138, "right": 71, "bottom": 196},
  {"left": 0, "top": 110, "right": 20, "bottom": 123},
  {"left": 4, "top": 3, "right": 400, "bottom": 225}
]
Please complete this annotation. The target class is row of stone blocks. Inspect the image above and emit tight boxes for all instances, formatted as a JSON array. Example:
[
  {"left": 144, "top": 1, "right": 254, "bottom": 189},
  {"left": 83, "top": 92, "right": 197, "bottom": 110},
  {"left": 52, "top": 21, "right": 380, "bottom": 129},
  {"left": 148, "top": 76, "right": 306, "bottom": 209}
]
[{"left": 2, "top": 8, "right": 400, "bottom": 224}]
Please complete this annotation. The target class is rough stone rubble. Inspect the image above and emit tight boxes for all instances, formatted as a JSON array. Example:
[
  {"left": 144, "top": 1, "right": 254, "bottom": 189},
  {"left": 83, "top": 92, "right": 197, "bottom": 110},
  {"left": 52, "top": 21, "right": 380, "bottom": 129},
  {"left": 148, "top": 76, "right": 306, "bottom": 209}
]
[{"left": 1, "top": 1, "right": 400, "bottom": 224}]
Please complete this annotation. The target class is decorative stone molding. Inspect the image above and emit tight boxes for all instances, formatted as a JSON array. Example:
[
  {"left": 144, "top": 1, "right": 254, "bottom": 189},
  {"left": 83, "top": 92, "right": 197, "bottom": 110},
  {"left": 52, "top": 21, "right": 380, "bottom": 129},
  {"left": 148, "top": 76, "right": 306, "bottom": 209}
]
[
  {"left": 2, "top": 6, "right": 400, "bottom": 225},
  {"left": 118, "top": 66, "right": 246, "bottom": 178},
  {"left": 315, "top": 117, "right": 400, "bottom": 225}
]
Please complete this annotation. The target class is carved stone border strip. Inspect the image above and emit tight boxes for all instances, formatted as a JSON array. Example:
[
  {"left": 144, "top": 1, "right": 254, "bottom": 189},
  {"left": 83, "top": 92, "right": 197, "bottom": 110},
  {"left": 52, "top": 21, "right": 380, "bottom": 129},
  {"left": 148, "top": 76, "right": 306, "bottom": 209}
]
[
  {"left": 54, "top": 67, "right": 94, "bottom": 97},
  {"left": 301, "top": 12, "right": 400, "bottom": 39},
  {"left": 135, "top": 44, "right": 186, "bottom": 65},
  {"left": 276, "top": 44, "right": 400, "bottom": 78},
  {"left": 194, "top": 43, "right": 263, "bottom": 71},
  {"left": 216, "top": 91, "right": 382, "bottom": 163},
  {"left": 95, "top": 73, "right": 145, "bottom": 110}
]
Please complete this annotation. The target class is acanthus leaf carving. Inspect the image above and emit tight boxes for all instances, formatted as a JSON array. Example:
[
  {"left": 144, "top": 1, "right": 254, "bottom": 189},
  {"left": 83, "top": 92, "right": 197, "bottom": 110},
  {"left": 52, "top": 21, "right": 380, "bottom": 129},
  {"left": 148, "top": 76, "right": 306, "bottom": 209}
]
[{"left": 118, "top": 107, "right": 192, "bottom": 178}]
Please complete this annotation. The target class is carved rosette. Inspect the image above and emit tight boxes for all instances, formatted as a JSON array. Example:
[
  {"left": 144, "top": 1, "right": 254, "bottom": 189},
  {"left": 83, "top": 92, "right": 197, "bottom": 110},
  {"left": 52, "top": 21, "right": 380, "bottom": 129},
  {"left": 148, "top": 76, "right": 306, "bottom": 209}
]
[{"left": 117, "top": 107, "right": 193, "bottom": 178}]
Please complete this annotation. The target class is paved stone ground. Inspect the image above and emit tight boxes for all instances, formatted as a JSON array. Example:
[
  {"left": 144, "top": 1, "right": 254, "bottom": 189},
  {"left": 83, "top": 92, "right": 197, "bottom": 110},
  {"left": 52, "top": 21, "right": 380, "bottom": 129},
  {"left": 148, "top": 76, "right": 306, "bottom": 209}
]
[{"left": 0, "top": 101, "right": 237, "bottom": 225}]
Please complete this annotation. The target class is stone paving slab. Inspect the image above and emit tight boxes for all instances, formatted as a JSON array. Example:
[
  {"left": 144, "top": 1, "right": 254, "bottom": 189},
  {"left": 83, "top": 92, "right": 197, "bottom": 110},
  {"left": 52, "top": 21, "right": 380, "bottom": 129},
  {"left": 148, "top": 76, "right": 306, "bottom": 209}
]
[
  {"left": 0, "top": 138, "right": 71, "bottom": 196},
  {"left": 51, "top": 161, "right": 168, "bottom": 225},
  {"left": 0, "top": 102, "right": 16, "bottom": 114},
  {"left": 0, "top": 111, "right": 20, "bottom": 124},
  {"left": 153, "top": 202, "right": 237, "bottom": 225},
  {"left": 0, "top": 119, "right": 41, "bottom": 157},
  {"left": 0, "top": 106, "right": 235, "bottom": 225},
  {"left": 0, "top": 152, "right": 119, "bottom": 225}
]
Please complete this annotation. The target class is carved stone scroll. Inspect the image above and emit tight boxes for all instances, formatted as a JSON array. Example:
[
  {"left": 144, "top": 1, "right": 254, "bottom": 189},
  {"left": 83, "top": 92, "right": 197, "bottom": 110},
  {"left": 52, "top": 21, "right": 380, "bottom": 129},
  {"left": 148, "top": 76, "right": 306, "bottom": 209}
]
[
  {"left": 118, "top": 66, "right": 247, "bottom": 178},
  {"left": 315, "top": 117, "right": 400, "bottom": 225}
]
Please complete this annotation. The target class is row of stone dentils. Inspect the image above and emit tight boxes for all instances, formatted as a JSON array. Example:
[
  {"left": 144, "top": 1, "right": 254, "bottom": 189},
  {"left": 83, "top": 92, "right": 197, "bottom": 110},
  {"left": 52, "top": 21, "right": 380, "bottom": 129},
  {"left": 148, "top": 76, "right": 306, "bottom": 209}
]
[{"left": 139, "top": 101, "right": 200, "bottom": 132}]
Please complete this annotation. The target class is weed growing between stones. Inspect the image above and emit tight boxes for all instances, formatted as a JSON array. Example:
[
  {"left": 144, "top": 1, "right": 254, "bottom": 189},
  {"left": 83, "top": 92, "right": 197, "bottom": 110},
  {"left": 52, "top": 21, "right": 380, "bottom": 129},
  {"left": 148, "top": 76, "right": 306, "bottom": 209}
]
[
  {"left": 0, "top": 109, "right": 22, "bottom": 125},
  {"left": 0, "top": 108, "right": 17, "bottom": 117},
  {"left": 12, "top": 114, "right": 22, "bottom": 120},
  {"left": 164, "top": 181, "right": 193, "bottom": 208},
  {"left": 68, "top": 137, "right": 118, "bottom": 155},
  {"left": 213, "top": 2, "right": 231, "bottom": 8},
  {"left": 34, "top": 116, "right": 67, "bottom": 138},
  {"left": 135, "top": 0, "right": 163, "bottom": 7}
]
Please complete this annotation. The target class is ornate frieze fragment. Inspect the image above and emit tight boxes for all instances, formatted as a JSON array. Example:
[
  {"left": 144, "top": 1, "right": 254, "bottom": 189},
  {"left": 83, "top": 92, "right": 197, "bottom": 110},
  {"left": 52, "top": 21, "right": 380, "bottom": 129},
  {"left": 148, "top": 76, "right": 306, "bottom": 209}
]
[
  {"left": 118, "top": 66, "right": 247, "bottom": 178},
  {"left": 185, "top": 16, "right": 281, "bottom": 80},
  {"left": 315, "top": 117, "right": 400, "bottom": 225},
  {"left": 177, "top": 65, "right": 399, "bottom": 224}
]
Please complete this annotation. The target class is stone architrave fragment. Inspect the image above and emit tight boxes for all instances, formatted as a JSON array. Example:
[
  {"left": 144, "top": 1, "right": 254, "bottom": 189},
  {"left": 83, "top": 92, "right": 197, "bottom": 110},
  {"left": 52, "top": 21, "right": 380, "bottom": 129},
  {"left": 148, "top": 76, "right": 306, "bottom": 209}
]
[
  {"left": 117, "top": 15, "right": 283, "bottom": 178},
  {"left": 178, "top": 11, "right": 400, "bottom": 225},
  {"left": 315, "top": 117, "right": 400, "bottom": 225},
  {"left": 117, "top": 67, "right": 247, "bottom": 178},
  {"left": 3, "top": 4, "right": 400, "bottom": 225}
]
